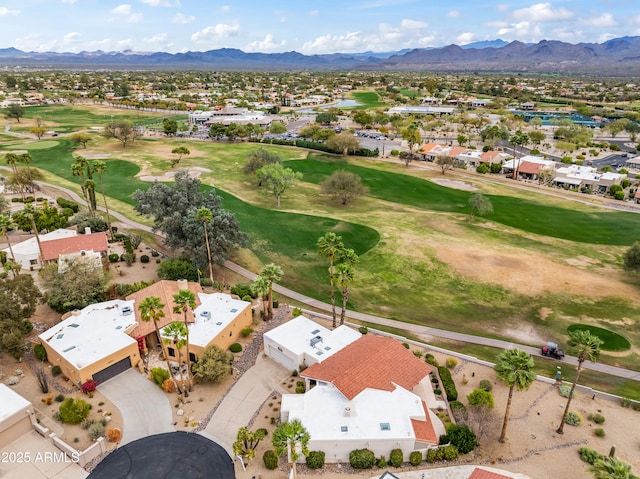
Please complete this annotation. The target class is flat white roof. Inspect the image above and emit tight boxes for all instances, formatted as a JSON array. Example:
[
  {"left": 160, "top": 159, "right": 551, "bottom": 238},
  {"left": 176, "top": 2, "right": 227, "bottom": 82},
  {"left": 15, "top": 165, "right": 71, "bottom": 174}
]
[
  {"left": 264, "top": 315, "right": 361, "bottom": 362},
  {"left": 503, "top": 156, "right": 555, "bottom": 169},
  {"left": 2, "top": 228, "right": 77, "bottom": 256},
  {"left": 39, "top": 300, "right": 138, "bottom": 370},
  {"left": 283, "top": 384, "right": 423, "bottom": 442},
  {"left": 183, "top": 293, "right": 251, "bottom": 348},
  {"left": 0, "top": 384, "right": 31, "bottom": 424}
]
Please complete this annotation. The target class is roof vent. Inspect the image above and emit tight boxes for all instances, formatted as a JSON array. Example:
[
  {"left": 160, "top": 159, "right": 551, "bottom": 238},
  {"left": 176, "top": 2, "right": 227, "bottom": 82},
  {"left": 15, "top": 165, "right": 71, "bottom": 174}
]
[
  {"left": 310, "top": 335, "right": 323, "bottom": 348},
  {"left": 200, "top": 311, "right": 211, "bottom": 320},
  {"left": 344, "top": 403, "right": 355, "bottom": 417}
]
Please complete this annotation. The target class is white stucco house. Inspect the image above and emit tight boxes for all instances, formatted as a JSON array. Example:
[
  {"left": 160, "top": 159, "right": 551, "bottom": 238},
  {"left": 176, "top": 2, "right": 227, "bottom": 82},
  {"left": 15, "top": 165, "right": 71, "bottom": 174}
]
[
  {"left": 280, "top": 333, "right": 446, "bottom": 463},
  {"left": 2, "top": 228, "right": 77, "bottom": 270},
  {"left": 263, "top": 315, "right": 361, "bottom": 372}
]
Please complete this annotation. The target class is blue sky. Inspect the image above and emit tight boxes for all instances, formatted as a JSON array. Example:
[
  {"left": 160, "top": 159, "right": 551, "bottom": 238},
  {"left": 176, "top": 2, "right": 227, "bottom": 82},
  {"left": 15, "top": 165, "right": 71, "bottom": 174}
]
[{"left": 1, "top": 0, "right": 639, "bottom": 54}]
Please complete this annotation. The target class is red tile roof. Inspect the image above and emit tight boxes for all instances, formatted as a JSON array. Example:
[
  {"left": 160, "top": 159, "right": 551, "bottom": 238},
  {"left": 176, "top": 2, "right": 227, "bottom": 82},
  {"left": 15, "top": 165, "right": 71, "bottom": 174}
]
[
  {"left": 127, "top": 280, "right": 202, "bottom": 338},
  {"left": 418, "top": 143, "right": 439, "bottom": 154},
  {"left": 410, "top": 400, "right": 438, "bottom": 445},
  {"left": 467, "top": 468, "right": 512, "bottom": 479},
  {"left": 40, "top": 232, "right": 108, "bottom": 261},
  {"left": 300, "top": 335, "right": 432, "bottom": 400},
  {"left": 447, "top": 146, "right": 467, "bottom": 158},
  {"left": 516, "top": 161, "right": 542, "bottom": 175}
]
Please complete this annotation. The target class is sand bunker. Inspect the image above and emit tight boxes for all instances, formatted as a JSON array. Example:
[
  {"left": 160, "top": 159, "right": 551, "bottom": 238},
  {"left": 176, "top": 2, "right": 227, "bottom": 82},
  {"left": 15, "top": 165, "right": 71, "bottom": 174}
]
[
  {"left": 432, "top": 178, "right": 478, "bottom": 191},
  {"left": 139, "top": 166, "right": 212, "bottom": 182}
]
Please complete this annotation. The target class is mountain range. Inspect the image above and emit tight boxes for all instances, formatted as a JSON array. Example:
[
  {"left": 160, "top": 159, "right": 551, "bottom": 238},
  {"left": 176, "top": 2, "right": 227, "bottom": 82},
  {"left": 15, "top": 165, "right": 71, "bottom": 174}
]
[{"left": 2, "top": 37, "right": 640, "bottom": 75}]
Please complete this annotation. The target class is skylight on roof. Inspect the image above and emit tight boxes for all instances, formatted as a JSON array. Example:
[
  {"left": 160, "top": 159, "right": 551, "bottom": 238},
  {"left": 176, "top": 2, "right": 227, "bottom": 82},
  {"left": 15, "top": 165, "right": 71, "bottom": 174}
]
[
  {"left": 63, "top": 346, "right": 76, "bottom": 353},
  {"left": 69, "top": 324, "right": 79, "bottom": 328},
  {"left": 311, "top": 329, "right": 320, "bottom": 335},
  {"left": 340, "top": 426, "right": 348, "bottom": 432},
  {"left": 380, "top": 423, "right": 390, "bottom": 431},
  {"left": 324, "top": 346, "right": 331, "bottom": 351},
  {"left": 315, "top": 351, "right": 323, "bottom": 356},
  {"left": 216, "top": 322, "right": 222, "bottom": 326},
  {"left": 116, "top": 326, "right": 122, "bottom": 330},
  {"left": 56, "top": 334, "right": 64, "bottom": 340},
  {"left": 230, "top": 308, "right": 238, "bottom": 313}
]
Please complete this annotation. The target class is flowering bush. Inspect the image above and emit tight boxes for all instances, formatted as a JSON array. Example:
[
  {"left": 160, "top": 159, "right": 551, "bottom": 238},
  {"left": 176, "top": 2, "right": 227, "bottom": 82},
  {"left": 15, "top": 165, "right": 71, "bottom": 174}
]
[{"left": 81, "top": 379, "right": 98, "bottom": 394}]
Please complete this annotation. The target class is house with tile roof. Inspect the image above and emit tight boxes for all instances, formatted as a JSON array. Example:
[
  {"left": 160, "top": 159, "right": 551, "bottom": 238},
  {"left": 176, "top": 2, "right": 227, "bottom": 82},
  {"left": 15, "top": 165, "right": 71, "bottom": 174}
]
[
  {"left": 280, "top": 334, "right": 446, "bottom": 463},
  {"left": 1, "top": 228, "right": 77, "bottom": 271}
]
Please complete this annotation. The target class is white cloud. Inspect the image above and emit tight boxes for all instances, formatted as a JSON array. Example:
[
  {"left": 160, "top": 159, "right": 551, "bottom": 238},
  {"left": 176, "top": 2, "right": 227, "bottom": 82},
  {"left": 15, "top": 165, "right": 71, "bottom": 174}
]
[
  {"left": 61, "top": 0, "right": 77, "bottom": 4},
  {"left": 448, "top": 10, "right": 461, "bottom": 18},
  {"left": 172, "top": 13, "right": 195, "bottom": 24},
  {"left": 0, "top": 7, "right": 20, "bottom": 15},
  {"left": 63, "top": 32, "right": 81, "bottom": 43},
  {"left": 112, "top": 4, "right": 132, "bottom": 15},
  {"left": 244, "top": 34, "right": 287, "bottom": 52},
  {"left": 308, "top": 10, "right": 319, "bottom": 16},
  {"left": 598, "top": 33, "right": 618, "bottom": 43},
  {"left": 144, "top": 33, "right": 167, "bottom": 43},
  {"left": 128, "top": 12, "right": 143, "bottom": 22},
  {"left": 191, "top": 23, "right": 240, "bottom": 45},
  {"left": 220, "top": 5, "right": 230, "bottom": 13},
  {"left": 497, "top": 21, "right": 544, "bottom": 40},
  {"left": 583, "top": 13, "right": 617, "bottom": 27},
  {"left": 496, "top": 4, "right": 509, "bottom": 12},
  {"left": 400, "top": 19, "right": 427, "bottom": 29},
  {"left": 141, "top": 0, "right": 181, "bottom": 6},
  {"left": 512, "top": 3, "right": 573, "bottom": 22},
  {"left": 457, "top": 32, "right": 476, "bottom": 44}
]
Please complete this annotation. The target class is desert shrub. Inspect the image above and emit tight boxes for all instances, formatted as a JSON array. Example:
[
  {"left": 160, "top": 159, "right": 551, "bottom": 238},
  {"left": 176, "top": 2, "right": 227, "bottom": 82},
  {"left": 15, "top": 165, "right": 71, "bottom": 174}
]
[
  {"left": 59, "top": 398, "right": 91, "bottom": 424},
  {"left": 476, "top": 163, "right": 490, "bottom": 174},
  {"left": 229, "top": 343, "right": 242, "bottom": 353},
  {"left": 578, "top": 446, "right": 605, "bottom": 465},
  {"left": 390, "top": 149, "right": 399, "bottom": 156},
  {"left": 389, "top": 448, "right": 403, "bottom": 467},
  {"left": 479, "top": 379, "right": 492, "bottom": 392},
  {"left": 490, "top": 163, "right": 502, "bottom": 173},
  {"left": 433, "top": 389, "right": 442, "bottom": 395},
  {"left": 89, "top": 422, "right": 105, "bottom": 441},
  {"left": 449, "top": 400, "right": 468, "bottom": 423},
  {"left": 444, "top": 424, "right": 476, "bottom": 454},
  {"left": 402, "top": 342, "right": 410, "bottom": 349},
  {"left": 108, "top": 253, "right": 120, "bottom": 263},
  {"left": 55, "top": 394, "right": 65, "bottom": 402},
  {"left": 632, "top": 402, "right": 640, "bottom": 411},
  {"left": 51, "top": 365, "right": 62, "bottom": 377},
  {"left": 621, "top": 397, "right": 632, "bottom": 407},
  {"left": 587, "top": 413, "right": 605, "bottom": 424},
  {"left": 559, "top": 384, "right": 576, "bottom": 398},
  {"left": 565, "top": 411, "right": 582, "bottom": 426},
  {"left": 162, "top": 378, "right": 176, "bottom": 393},
  {"left": 241, "top": 327, "right": 253, "bottom": 337},
  {"left": 140, "top": 255, "right": 150, "bottom": 263},
  {"left": 81, "top": 379, "right": 98, "bottom": 394},
  {"left": 151, "top": 367, "right": 170, "bottom": 387},
  {"left": 263, "top": 450, "right": 279, "bottom": 470},
  {"left": 230, "top": 283, "right": 256, "bottom": 299},
  {"left": 242, "top": 295, "right": 252, "bottom": 302},
  {"left": 56, "top": 198, "right": 79, "bottom": 213},
  {"left": 409, "top": 451, "right": 422, "bottom": 466},
  {"left": 81, "top": 418, "right": 95, "bottom": 430},
  {"left": 151, "top": 250, "right": 160, "bottom": 257},
  {"left": 106, "top": 428, "right": 122, "bottom": 443},
  {"left": 445, "top": 357, "right": 458, "bottom": 369},
  {"left": 425, "top": 354, "right": 439, "bottom": 367},
  {"left": 426, "top": 448, "right": 438, "bottom": 463},
  {"left": 34, "top": 343, "right": 47, "bottom": 361},
  {"left": 273, "top": 299, "right": 279, "bottom": 308},
  {"left": 437, "top": 366, "right": 458, "bottom": 401},
  {"left": 349, "top": 448, "right": 376, "bottom": 469},
  {"left": 359, "top": 326, "right": 368, "bottom": 334},
  {"left": 306, "top": 451, "right": 325, "bottom": 469},
  {"left": 296, "top": 381, "right": 305, "bottom": 394},
  {"left": 377, "top": 456, "right": 387, "bottom": 468},
  {"left": 291, "top": 307, "right": 303, "bottom": 317},
  {"left": 593, "top": 428, "right": 606, "bottom": 437},
  {"left": 441, "top": 445, "right": 459, "bottom": 461},
  {"left": 413, "top": 350, "right": 423, "bottom": 358}
]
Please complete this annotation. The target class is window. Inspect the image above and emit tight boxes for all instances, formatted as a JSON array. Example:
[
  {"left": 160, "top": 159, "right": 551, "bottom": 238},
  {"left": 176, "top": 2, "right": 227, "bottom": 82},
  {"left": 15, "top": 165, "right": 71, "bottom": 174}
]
[
  {"left": 167, "top": 347, "right": 176, "bottom": 357},
  {"left": 380, "top": 423, "right": 390, "bottom": 431},
  {"left": 229, "top": 331, "right": 232, "bottom": 336},
  {"left": 189, "top": 353, "right": 196, "bottom": 362},
  {"left": 30, "top": 259, "right": 38, "bottom": 265},
  {"left": 340, "top": 426, "right": 348, "bottom": 432}
]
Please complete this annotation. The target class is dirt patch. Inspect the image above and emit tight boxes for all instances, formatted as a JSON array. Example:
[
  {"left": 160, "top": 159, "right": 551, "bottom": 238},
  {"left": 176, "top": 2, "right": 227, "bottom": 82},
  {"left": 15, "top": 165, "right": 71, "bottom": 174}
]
[
  {"left": 435, "top": 243, "right": 639, "bottom": 299},
  {"left": 538, "top": 307, "right": 553, "bottom": 321},
  {"left": 432, "top": 178, "right": 479, "bottom": 191},
  {"left": 138, "top": 166, "right": 212, "bottom": 182}
]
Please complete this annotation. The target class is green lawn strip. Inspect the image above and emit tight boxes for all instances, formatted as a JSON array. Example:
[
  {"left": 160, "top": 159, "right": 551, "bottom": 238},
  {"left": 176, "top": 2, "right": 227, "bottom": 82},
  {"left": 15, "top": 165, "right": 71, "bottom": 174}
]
[
  {"left": 283, "top": 156, "right": 640, "bottom": 245},
  {"left": 350, "top": 91, "right": 386, "bottom": 109},
  {"left": 567, "top": 324, "right": 631, "bottom": 351},
  {"left": 399, "top": 88, "right": 420, "bottom": 99}
]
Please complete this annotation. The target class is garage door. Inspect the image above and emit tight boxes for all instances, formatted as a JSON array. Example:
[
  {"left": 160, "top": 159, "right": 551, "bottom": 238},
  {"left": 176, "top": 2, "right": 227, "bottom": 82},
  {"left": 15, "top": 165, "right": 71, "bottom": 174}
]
[
  {"left": 93, "top": 357, "right": 132, "bottom": 384},
  {"left": 268, "top": 345, "right": 295, "bottom": 371}
]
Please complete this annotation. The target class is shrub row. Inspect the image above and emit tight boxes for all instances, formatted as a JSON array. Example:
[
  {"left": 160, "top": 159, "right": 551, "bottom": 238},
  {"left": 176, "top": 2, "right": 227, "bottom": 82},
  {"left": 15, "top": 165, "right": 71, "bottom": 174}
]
[
  {"left": 56, "top": 197, "right": 80, "bottom": 213},
  {"left": 437, "top": 366, "right": 458, "bottom": 401},
  {"left": 249, "top": 137, "right": 379, "bottom": 157}
]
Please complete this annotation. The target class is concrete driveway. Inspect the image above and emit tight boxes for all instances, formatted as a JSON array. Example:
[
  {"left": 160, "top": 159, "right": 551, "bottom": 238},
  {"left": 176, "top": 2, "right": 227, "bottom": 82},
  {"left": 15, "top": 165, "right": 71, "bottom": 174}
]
[
  {"left": 98, "top": 369, "right": 174, "bottom": 445},
  {"left": 201, "top": 355, "right": 289, "bottom": 455}
]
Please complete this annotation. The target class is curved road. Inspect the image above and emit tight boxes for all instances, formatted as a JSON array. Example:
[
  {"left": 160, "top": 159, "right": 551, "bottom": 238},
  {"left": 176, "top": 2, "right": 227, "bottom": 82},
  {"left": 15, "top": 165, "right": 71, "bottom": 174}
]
[{"left": 14, "top": 177, "right": 640, "bottom": 384}]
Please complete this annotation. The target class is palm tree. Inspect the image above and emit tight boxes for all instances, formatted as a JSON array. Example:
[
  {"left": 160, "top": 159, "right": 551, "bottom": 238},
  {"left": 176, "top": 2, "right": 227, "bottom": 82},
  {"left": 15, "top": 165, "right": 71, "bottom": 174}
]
[
  {"left": 138, "top": 296, "right": 168, "bottom": 370},
  {"left": 92, "top": 160, "right": 113, "bottom": 239},
  {"left": 23, "top": 205, "right": 44, "bottom": 266},
  {"left": 83, "top": 179, "right": 97, "bottom": 218},
  {"left": 71, "top": 161, "right": 90, "bottom": 215},
  {"left": 494, "top": 348, "right": 536, "bottom": 443},
  {"left": 260, "top": 263, "right": 283, "bottom": 321},
  {"left": 5, "top": 153, "right": 24, "bottom": 199},
  {"left": 0, "top": 215, "right": 18, "bottom": 275},
  {"left": 18, "top": 153, "right": 34, "bottom": 194},
  {"left": 72, "top": 156, "right": 96, "bottom": 213},
  {"left": 173, "top": 289, "right": 196, "bottom": 395},
  {"left": 556, "top": 330, "right": 602, "bottom": 434},
  {"left": 335, "top": 248, "right": 359, "bottom": 326},
  {"left": 589, "top": 457, "right": 639, "bottom": 479},
  {"left": 251, "top": 275, "right": 270, "bottom": 319},
  {"left": 509, "top": 130, "right": 529, "bottom": 180},
  {"left": 162, "top": 321, "right": 188, "bottom": 395},
  {"left": 272, "top": 419, "right": 310, "bottom": 479},
  {"left": 317, "top": 232, "right": 344, "bottom": 327},
  {"left": 195, "top": 207, "right": 214, "bottom": 284}
]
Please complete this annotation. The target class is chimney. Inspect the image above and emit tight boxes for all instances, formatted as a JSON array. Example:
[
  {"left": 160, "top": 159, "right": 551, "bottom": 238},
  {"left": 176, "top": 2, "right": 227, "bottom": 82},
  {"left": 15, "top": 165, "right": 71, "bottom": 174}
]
[
  {"left": 84, "top": 227, "right": 91, "bottom": 235},
  {"left": 344, "top": 403, "right": 355, "bottom": 417},
  {"left": 177, "top": 279, "right": 188, "bottom": 290}
]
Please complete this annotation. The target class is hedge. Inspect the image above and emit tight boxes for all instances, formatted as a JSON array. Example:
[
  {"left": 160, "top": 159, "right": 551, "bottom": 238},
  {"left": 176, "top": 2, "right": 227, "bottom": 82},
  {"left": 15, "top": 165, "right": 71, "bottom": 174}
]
[
  {"left": 306, "top": 451, "right": 325, "bottom": 469},
  {"left": 389, "top": 448, "right": 403, "bottom": 467},
  {"left": 437, "top": 366, "right": 458, "bottom": 401},
  {"left": 349, "top": 448, "right": 376, "bottom": 469}
]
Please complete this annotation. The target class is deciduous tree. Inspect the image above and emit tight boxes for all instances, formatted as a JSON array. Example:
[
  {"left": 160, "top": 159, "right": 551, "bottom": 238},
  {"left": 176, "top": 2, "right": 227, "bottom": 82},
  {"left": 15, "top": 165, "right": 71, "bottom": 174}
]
[
  {"left": 41, "top": 259, "right": 107, "bottom": 313},
  {"left": 256, "top": 163, "right": 302, "bottom": 207},
  {"left": 468, "top": 193, "right": 493, "bottom": 220},
  {"left": 69, "top": 132, "right": 92, "bottom": 148},
  {"left": 192, "top": 345, "right": 233, "bottom": 383},
  {"left": 623, "top": 241, "right": 640, "bottom": 273},
  {"left": 320, "top": 170, "right": 368, "bottom": 206},
  {"left": 103, "top": 120, "right": 137, "bottom": 148},
  {"left": 5, "top": 104, "right": 24, "bottom": 123},
  {"left": 170, "top": 146, "right": 190, "bottom": 168}
]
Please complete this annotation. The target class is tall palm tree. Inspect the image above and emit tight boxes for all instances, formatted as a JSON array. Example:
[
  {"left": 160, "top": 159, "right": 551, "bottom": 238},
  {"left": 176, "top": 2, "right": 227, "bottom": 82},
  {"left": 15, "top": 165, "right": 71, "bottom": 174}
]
[
  {"left": 260, "top": 263, "right": 283, "bottom": 321},
  {"left": 71, "top": 161, "right": 90, "bottom": 215},
  {"left": 317, "top": 232, "right": 344, "bottom": 327},
  {"left": 23, "top": 205, "right": 44, "bottom": 267},
  {"left": 92, "top": 160, "right": 113, "bottom": 239},
  {"left": 195, "top": 207, "right": 214, "bottom": 284},
  {"left": 138, "top": 296, "right": 168, "bottom": 366},
  {"left": 509, "top": 130, "right": 529, "bottom": 180},
  {"left": 589, "top": 457, "right": 639, "bottom": 479},
  {"left": 251, "top": 275, "right": 270, "bottom": 319},
  {"left": 335, "top": 248, "right": 359, "bottom": 326},
  {"left": 272, "top": 419, "right": 310, "bottom": 479},
  {"left": 5, "top": 153, "right": 24, "bottom": 199},
  {"left": 83, "top": 179, "right": 97, "bottom": 219},
  {"left": 173, "top": 289, "right": 196, "bottom": 395},
  {"left": 0, "top": 215, "right": 18, "bottom": 275},
  {"left": 494, "top": 348, "right": 536, "bottom": 443},
  {"left": 556, "top": 330, "right": 602, "bottom": 434},
  {"left": 18, "top": 153, "right": 34, "bottom": 194},
  {"left": 162, "top": 321, "right": 188, "bottom": 395},
  {"left": 72, "top": 156, "right": 96, "bottom": 213}
]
